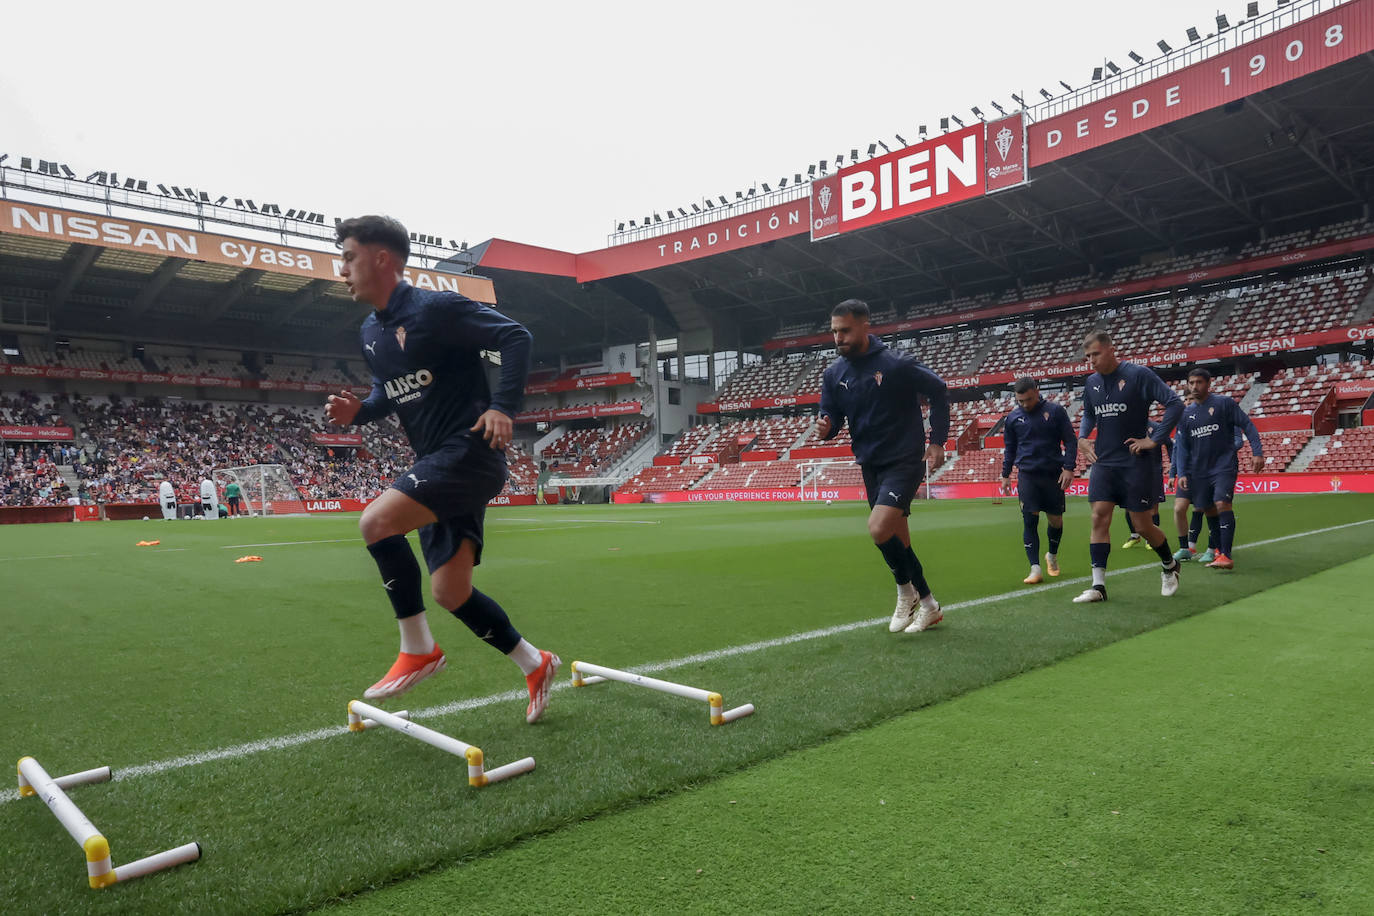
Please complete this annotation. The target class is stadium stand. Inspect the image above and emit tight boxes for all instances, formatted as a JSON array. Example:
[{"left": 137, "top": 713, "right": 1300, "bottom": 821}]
[
  {"left": 616, "top": 463, "right": 713, "bottom": 494},
  {"left": 1305, "top": 426, "right": 1374, "bottom": 472}
]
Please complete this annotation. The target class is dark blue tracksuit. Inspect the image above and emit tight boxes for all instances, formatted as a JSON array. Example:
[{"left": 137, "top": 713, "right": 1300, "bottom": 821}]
[
  {"left": 1002, "top": 397, "right": 1076, "bottom": 515},
  {"left": 352, "top": 282, "right": 532, "bottom": 570},
  {"left": 819, "top": 336, "right": 950, "bottom": 514},
  {"left": 1079, "top": 361, "right": 1182, "bottom": 512},
  {"left": 1173, "top": 393, "right": 1262, "bottom": 508}
]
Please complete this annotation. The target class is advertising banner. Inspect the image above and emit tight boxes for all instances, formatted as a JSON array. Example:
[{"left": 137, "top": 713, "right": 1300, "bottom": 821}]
[
  {"left": 576, "top": 201, "right": 810, "bottom": 281},
  {"left": 810, "top": 125, "right": 985, "bottom": 241},
  {"left": 984, "top": 113, "right": 1028, "bottom": 193},
  {"left": 311, "top": 434, "right": 364, "bottom": 447},
  {"left": 1030, "top": 2, "right": 1374, "bottom": 167},
  {"left": 0, "top": 425, "right": 75, "bottom": 441},
  {"left": 0, "top": 201, "right": 495, "bottom": 303}
]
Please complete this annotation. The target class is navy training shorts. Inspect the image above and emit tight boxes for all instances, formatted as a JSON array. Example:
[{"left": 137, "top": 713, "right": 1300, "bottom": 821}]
[
  {"left": 862, "top": 460, "right": 926, "bottom": 516},
  {"left": 1087, "top": 458, "right": 1163, "bottom": 513},
  {"left": 1017, "top": 470, "right": 1067, "bottom": 516},
  {"left": 390, "top": 444, "right": 508, "bottom": 573},
  {"left": 1190, "top": 469, "right": 1238, "bottom": 509}
]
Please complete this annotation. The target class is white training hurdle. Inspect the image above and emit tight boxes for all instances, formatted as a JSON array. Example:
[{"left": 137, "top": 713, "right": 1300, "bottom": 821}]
[
  {"left": 347, "top": 700, "right": 536, "bottom": 787},
  {"left": 16, "top": 756, "right": 201, "bottom": 889},
  {"left": 570, "top": 661, "right": 755, "bottom": 725}
]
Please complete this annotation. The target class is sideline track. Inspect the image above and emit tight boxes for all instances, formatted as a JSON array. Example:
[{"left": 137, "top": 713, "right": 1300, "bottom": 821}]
[{"left": 2, "top": 517, "right": 1369, "bottom": 806}]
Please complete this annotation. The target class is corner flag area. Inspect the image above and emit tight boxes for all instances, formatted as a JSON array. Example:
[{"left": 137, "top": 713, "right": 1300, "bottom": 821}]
[{"left": 4, "top": 494, "right": 1372, "bottom": 912}]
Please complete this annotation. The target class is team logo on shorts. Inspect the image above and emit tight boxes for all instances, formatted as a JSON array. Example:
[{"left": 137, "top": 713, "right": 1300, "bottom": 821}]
[
  {"left": 874, "top": 371, "right": 884, "bottom": 386},
  {"left": 396, "top": 326, "right": 408, "bottom": 351}
]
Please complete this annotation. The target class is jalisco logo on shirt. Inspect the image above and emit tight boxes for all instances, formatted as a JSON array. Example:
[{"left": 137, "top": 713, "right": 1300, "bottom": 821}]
[
  {"left": 1189, "top": 423, "right": 1221, "bottom": 438},
  {"left": 383, "top": 369, "right": 434, "bottom": 404}
]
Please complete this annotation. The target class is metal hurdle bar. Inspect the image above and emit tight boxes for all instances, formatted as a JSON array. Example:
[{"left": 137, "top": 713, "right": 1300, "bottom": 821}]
[
  {"left": 570, "top": 661, "right": 755, "bottom": 725},
  {"left": 16, "top": 756, "right": 201, "bottom": 889},
  {"left": 347, "top": 700, "right": 535, "bottom": 787}
]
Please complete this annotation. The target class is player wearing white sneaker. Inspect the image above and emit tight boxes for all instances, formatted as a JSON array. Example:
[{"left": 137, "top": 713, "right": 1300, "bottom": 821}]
[
  {"left": 1077, "top": 330, "right": 1184, "bottom": 603},
  {"left": 329, "top": 216, "right": 558, "bottom": 714},
  {"left": 1001, "top": 378, "right": 1076, "bottom": 586},
  {"left": 904, "top": 597, "right": 943, "bottom": 633},
  {"left": 818, "top": 299, "right": 950, "bottom": 634}
]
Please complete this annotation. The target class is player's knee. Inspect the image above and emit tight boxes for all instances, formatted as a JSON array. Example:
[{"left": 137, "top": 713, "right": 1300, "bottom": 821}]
[
  {"left": 867, "top": 517, "right": 892, "bottom": 542},
  {"left": 432, "top": 581, "right": 472, "bottom": 610},
  {"left": 358, "top": 509, "right": 395, "bottom": 544}
]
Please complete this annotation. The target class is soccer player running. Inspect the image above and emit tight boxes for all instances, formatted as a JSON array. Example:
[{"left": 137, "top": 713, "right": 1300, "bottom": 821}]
[
  {"left": 1172, "top": 368, "right": 1264, "bottom": 569},
  {"left": 999, "top": 378, "right": 1076, "bottom": 584},
  {"left": 818, "top": 299, "right": 950, "bottom": 633},
  {"left": 325, "top": 215, "right": 560, "bottom": 722},
  {"left": 1074, "top": 330, "right": 1184, "bottom": 603}
]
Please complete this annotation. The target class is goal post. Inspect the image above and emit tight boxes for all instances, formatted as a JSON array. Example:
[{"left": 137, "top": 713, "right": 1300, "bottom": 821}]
[{"left": 212, "top": 464, "right": 307, "bottom": 516}]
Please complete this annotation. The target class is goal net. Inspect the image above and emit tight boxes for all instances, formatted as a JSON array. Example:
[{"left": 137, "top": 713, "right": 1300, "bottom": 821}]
[{"left": 213, "top": 464, "right": 307, "bottom": 516}]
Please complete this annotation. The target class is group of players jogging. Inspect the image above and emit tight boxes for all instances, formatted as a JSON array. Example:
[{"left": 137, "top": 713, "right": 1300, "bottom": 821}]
[{"left": 326, "top": 214, "right": 1266, "bottom": 717}]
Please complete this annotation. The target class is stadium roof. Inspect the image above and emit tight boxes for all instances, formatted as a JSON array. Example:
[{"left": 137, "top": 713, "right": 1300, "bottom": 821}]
[{"left": 2, "top": 3, "right": 1371, "bottom": 367}]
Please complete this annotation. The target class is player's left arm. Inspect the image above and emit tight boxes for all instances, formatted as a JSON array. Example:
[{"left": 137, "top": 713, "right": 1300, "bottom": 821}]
[
  {"left": 433, "top": 295, "right": 533, "bottom": 448},
  {"left": 1130, "top": 371, "right": 1182, "bottom": 453},
  {"left": 909, "top": 360, "right": 949, "bottom": 466},
  {"left": 1234, "top": 401, "right": 1265, "bottom": 472}
]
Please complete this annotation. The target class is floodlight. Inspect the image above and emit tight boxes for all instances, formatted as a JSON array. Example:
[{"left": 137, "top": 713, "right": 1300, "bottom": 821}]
[
  {"left": 990, "top": 102, "right": 1006, "bottom": 115},
  {"left": 1128, "top": 51, "right": 1144, "bottom": 64},
  {"left": 761, "top": 183, "right": 771, "bottom": 192},
  {"left": 1039, "top": 88, "right": 1053, "bottom": 100},
  {"left": 971, "top": 106, "right": 983, "bottom": 118},
  {"left": 1092, "top": 67, "right": 1103, "bottom": 81},
  {"left": 939, "top": 117, "right": 949, "bottom": 131},
  {"left": 1106, "top": 60, "right": 1121, "bottom": 74},
  {"left": 950, "top": 116, "right": 963, "bottom": 127},
  {"left": 719, "top": 195, "right": 729, "bottom": 205},
  {"left": 877, "top": 140, "right": 890, "bottom": 152},
  {"left": 1216, "top": 14, "right": 1230, "bottom": 29},
  {"left": 1247, "top": 2, "right": 1259, "bottom": 17},
  {"left": 867, "top": 143, "right": 877, "bottom": 155},
  {"left": 1059, "top": 80, "right": 1073, "bottom": 91},
  {"left": 158, "top": 184, "right": 172, "bottom": 195},
  {"left": 617, "top": 222, "right": 625, "bottom": 231},
  {"left": 1158, "top": 39, "right": 1172, "bottom": 53},
  {"left": 1187, "top": 26, "right": 1201, "bottom": 41}
]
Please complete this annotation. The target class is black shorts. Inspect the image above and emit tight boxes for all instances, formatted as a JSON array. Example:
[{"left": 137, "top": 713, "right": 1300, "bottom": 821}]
[
  {"left": 862, "top": 460, "right": 926, "bottom": 516},
  {"left": 391, "top": 445, "right": 507, "bottom": 574},
  {"left": 1017, "top": 471, "right": 1066, "bottom": 516},
  {"left": 1191, "top": 470, "right": 1238, "bottom": 509},
  {"left": 1087, "top": 459, "right": 1163, "bottom": 513},
  {"left": 227, "top": 496, "right": 241, "bottom": 509}
]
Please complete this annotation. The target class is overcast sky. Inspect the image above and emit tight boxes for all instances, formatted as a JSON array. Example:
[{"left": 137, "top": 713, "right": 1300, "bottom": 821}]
[{"left": 2, "top": 0, "right": 1231, "bottom": 255}]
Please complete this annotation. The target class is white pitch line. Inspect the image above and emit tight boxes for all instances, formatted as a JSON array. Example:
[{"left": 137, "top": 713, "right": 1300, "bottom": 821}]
[
  {"left": 220, "top": 539, "right": 357, "bottom": 549},
  {"left": 3, "top": 517, "right": 1369, "bottom": 806},
  {"left": 491, "top": 517, "right": 661, "bottom": 526},
  {"left": 0, "top": 553, "right": 94, "bottom": 563}
]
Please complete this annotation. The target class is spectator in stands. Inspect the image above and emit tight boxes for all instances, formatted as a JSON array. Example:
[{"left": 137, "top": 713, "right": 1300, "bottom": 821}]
[
  {"left": 325, "top": 214, "right": 559, "bottom": 722},
  {"left": 818, "top": 298, "right": 950, "bottom": 635},
  {"left": 1000, "top": 378, "right": 1076, "bottom": 585},
  {"left": 1074, "top": 330, "right": 1184, "bottom": 604},
  {"left": 1173, "top": 368, "right": 1265, "bottom": 570}
]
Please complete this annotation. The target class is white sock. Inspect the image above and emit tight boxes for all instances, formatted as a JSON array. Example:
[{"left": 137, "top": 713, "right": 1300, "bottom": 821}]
[
  {"left": 898, "top": 582, "right": 917, "bottom": 599},
  {"left": 1029, "top": 564, "right": 1043, "bottom": 576},
  {"left": 920, "top": 594, "right": 939, "bottom": 611},
  {"left": 1092, "top": 567, "right": 1107, "bottom": 587},
  {"left": 508, "top": 638, "right": 542, "bottom": 675},
  {"left": 398, "top": 614, "right": 435, "bottom": 655},
  {"left": 1128, "top": 534, "right": 1140, "bottom": 540},
  {"left": 1188, "top": 541, "right": 1197, "bottom": 551},
  {"left": 1046, "top": 553, "right": 1057, "bottom": 563}
]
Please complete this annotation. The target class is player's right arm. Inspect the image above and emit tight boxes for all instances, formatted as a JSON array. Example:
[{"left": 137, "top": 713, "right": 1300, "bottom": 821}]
[
  {"left": 1173, "top": 421, "right": 1191, "bottom": 489},
  {"left": 1078, "top": 388, "right": 1098, "bottom": 464},
  {"left": 1000, "top": 411, "right": 1018, "bottom": 489},
  {"left": 817, "top": 369, "right": 842, "bottom": 441}
]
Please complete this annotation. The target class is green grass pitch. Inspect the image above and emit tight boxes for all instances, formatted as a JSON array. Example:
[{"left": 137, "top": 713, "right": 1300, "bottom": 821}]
[{"left": 2, "top": 494, "right": 1371, "bottom": 914}]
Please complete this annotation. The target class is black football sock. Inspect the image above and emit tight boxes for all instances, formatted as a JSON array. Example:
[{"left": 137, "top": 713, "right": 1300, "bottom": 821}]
[
  {"left": 1218, "top": 510, "right": 1236, "bottom": 556},
  {"left": 1089, "top": 542, "right": 1110, "bottom": 592},
  {"left": 1190, "top": 510, "right": 1205, "bottom": 547},
  {"left": 449, "top": 588, "right": 521, "bottom": 654},
  {"left": 1152, "top": 539, "right": 1176, "bottom": 567},
  {"left": 1125, "top": 514, "right": 1137, "bottom": 535},
  {"left": 1207, "top": 513, "right": 1221, "bottom": 549},
  {"left": 903, "top": 545, "right": 931, "bottom": 599},
  {"left": 876, "top": 537, "right": 912, "bottom": 587},
  {"left": 1022, "top": 511, "right": 1041, "bottom": 566},
  {"left": 1047, "top": 524, "right": 1064, "bottom": 556},
  {"left": 366, "top": 534, "right": 424, "bottom": 619}
]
